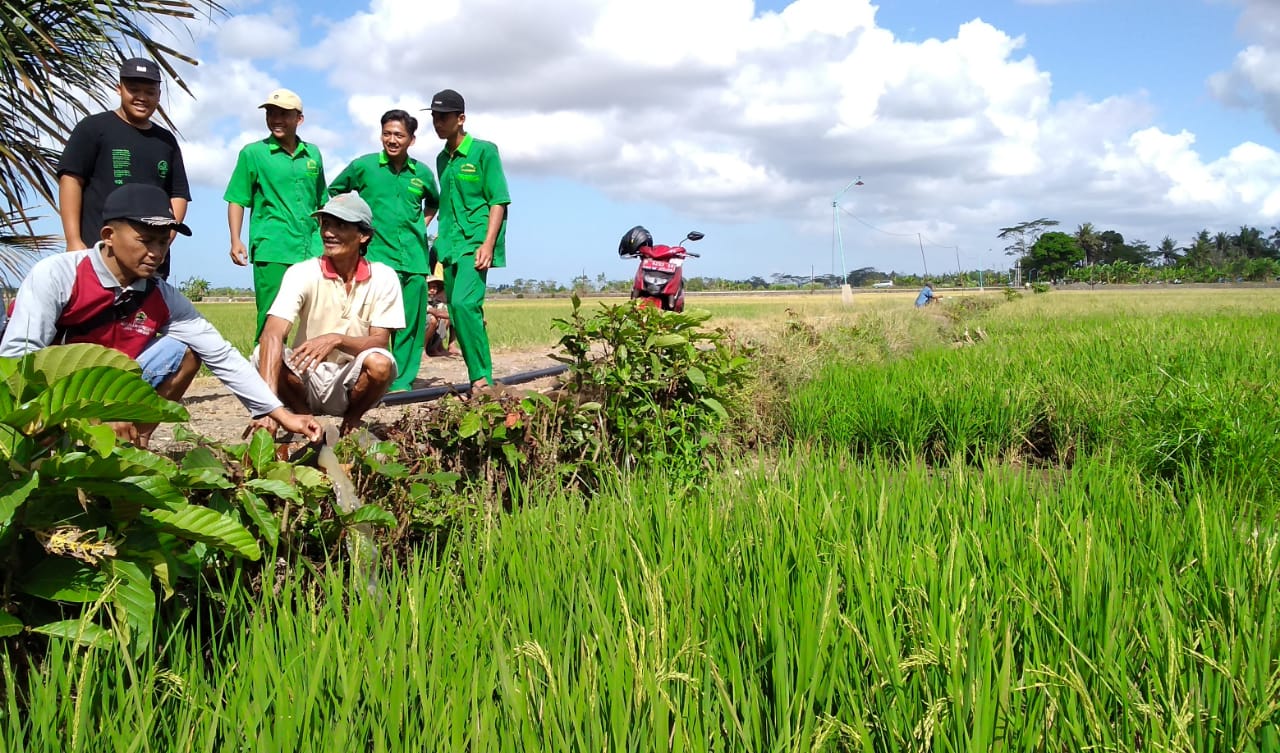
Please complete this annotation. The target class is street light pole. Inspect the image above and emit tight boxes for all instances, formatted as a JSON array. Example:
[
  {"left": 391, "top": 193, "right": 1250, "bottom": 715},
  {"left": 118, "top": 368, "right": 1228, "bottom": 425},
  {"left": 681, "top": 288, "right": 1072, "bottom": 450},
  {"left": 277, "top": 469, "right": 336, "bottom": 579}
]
[{"left": 832, "top": 176, "right": 863, "bottom": 304}]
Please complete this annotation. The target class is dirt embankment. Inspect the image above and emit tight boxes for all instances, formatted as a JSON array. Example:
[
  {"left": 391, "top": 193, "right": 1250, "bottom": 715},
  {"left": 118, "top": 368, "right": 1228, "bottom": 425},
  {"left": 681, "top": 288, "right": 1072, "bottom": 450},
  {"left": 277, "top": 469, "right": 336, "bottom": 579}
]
[{"left": 151, "top": 349, "right": 564, "bottom": 448}]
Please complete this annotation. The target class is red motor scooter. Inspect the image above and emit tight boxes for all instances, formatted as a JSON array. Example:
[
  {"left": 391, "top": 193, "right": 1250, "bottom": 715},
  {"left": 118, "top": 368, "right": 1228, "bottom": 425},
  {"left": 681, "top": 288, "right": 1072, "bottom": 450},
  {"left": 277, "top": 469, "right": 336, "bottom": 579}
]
[{"left": 617, "top": 226, "right": 704, "bottom": 312}]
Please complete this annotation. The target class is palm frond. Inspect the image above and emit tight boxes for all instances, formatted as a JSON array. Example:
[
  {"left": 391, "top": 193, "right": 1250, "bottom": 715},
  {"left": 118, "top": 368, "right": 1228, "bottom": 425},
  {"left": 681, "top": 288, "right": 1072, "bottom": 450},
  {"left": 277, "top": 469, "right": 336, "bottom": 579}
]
[
  {"left": 0, "top": 209, "right": 59, "bottom": 289},
  {"left": 0, "top": 0, "right": 225, "bottom": 221}
]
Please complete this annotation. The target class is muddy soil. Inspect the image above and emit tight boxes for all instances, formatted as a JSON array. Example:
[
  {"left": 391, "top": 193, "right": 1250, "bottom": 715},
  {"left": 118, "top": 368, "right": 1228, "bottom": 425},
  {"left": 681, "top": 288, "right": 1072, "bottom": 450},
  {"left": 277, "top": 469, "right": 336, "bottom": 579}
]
[{"left": 149, "top": 348, "right": 565, "bottom": 448}]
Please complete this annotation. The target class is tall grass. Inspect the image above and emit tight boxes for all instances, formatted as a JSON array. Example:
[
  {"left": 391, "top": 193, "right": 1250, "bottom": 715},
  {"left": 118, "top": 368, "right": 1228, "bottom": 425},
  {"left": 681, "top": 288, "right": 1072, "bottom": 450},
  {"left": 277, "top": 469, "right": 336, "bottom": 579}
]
[
  {"left": 6, "top": 452, "right": 1277, "bottom": 750},
  {"left": 789, "top": 302, "right": 1280, "bottom": 496}
]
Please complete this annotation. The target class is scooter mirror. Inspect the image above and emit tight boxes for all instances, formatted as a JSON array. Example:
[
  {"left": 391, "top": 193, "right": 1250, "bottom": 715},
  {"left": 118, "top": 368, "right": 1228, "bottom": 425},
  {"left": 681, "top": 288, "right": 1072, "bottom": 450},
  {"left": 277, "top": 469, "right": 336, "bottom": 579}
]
[{"left": 685, "top": 231, "right": 705, "bottom": 242}]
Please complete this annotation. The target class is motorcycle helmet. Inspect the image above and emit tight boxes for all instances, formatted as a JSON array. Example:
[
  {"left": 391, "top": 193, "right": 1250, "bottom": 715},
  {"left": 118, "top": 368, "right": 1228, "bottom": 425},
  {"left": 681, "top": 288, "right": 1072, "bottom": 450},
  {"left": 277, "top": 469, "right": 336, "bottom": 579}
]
[{"left": 618, "top": 225, "right": 653, "bottom": 257}]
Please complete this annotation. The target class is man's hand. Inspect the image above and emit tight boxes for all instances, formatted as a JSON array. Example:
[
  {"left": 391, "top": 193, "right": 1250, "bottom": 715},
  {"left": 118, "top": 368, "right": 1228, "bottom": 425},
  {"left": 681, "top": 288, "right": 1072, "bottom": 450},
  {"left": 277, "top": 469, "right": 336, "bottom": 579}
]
[
  {"left": 244, "top": 414, "right": 280, "bottom": 438},
  {"left": 230, "top": 239, "right": 249, "bottom": 266},
  {"left": 288, "top": 334, "right": 342, "bottom": 373},
  {"left": 109, "top": 421, "right": 141, "bottom": 446},
  {"left": 273, "top": 410, "right": 323, "bottom": 443},
  {"left": 475, "top": 243, "right": 494, "bottom": 271}
]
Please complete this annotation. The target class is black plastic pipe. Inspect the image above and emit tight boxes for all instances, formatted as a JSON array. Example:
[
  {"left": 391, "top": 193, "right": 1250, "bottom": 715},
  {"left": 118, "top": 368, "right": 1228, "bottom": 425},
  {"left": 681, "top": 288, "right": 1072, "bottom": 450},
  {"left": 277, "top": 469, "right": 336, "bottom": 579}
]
[{"left": 378, "top": 364, "right": 569, "bottom": 407}]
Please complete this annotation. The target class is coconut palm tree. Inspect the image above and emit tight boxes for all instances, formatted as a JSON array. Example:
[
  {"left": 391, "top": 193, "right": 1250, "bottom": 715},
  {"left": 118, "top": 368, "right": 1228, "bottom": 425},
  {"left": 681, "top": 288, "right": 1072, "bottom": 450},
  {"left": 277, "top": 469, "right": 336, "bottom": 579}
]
[
  {"left": 1074, "top": 222, "right": 1103, "bottom": 266},
  {"left": 0, "top": 0, "right": 222, "bottom": 274}
]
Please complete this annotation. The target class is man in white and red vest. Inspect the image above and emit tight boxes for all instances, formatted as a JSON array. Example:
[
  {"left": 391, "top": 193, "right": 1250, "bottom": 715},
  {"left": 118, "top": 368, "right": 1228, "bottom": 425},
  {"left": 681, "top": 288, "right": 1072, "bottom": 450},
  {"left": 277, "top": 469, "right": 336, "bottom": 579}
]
[{"left": 0, "top": 184, "right": 322, "bottom": 447}]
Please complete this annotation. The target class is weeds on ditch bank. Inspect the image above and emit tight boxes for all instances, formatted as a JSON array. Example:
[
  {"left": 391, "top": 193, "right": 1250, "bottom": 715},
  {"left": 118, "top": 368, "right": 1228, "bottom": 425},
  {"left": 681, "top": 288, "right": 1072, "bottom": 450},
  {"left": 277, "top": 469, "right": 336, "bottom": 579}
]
[{"left": 362, "top": 297, "right": 754, "bottom": 525}]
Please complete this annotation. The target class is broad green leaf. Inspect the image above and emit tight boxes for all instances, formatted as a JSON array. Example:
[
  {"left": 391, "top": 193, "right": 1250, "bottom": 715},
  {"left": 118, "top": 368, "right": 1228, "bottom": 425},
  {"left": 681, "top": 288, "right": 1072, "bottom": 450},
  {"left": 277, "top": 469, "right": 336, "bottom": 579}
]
[
  {"left": 141, "top": 505, "right": 261, "bottom": 561},
  {"left": 106, "top": 559, "right": 155, "bottom": 653},
  {"left": 28, "top": 343, "right": 140, "bottom": 383},
  {"left": 292, "top": 465, "right": 329, "bottom": 490},
  {"left": 236, "top": 489, "right": 279, "bottom": 549},
  {"left": 501, "top": 443, "right": 524, "bottom": 467},
  {"left": 264, "top": 462, "right": 328, "bottom": 491},
  {"left": 246, "top": 429, "right": 275, "bottom": 472},
  {"left": 115, "top": 446, "right": 179, "bottom": 476},
  {"left": 647, "top": 334, "right": 687, "bottom": 348},
  {"left": 458, "top": 411, "right": 483, "bottom": 439},
  {"left": 369, "top": 460, "right": 410, "bottom": 479},
  {"left": 686, "top": 367, "right": 707, "bottom": 387},
  {"left": 0, "top": 401, "right": 41, "bottom": 430},
  {"left": 340, "top": 505, "right": 397, "bottom": 528},
  {"left": 74, "top": 475, "right": 185, "bottom": 515},
  {"left": 245, "top": 478, "right": 302, "bottom": 504},
  {"left": 181, "top": 446, "right": 225, "bottom": 471},
  {"left": 700, "top": 397, "right": 729, "bottom": 420},
  {"left": 578, "top": 401, "right": 602, "bottom": 412},
  {"left": 42, "top": 367, "right": 188, "bottom": 425},
  {"left": 32, "top": 619, "right": 114, "bottom": 649},
  {"left": 136, "top": 550, "right": 177, "bottom": 601},
  {"left": 65, "top": 420, "right": 118, "bottom": 457},
  {"left": 179, "top": 469, "right": 236, "bottom": 491},
  {"left": 0, "top": 472, "right": 38, "bottom": 526},
  {"left": 20, "top": 558, "right": 108, "bottom": 602},
  {"left": 0, "top": 612, "right": 22, "bottom": 638}
]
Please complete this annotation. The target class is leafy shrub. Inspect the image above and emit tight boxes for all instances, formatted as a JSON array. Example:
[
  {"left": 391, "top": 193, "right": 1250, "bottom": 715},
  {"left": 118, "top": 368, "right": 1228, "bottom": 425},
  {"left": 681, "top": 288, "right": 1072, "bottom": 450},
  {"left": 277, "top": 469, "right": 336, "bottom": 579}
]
[
  {"left": 378, "top": 298, "right": 755, "bottom": 509},
  {"left": 552, "top": 297, "right": 754, "bottom": 478},
  {"left": 1031, "top": 281, "right": 1051, "bottom": 293},
  {"left": 0, "top": 344, "right": 388, "bottom": 652}
]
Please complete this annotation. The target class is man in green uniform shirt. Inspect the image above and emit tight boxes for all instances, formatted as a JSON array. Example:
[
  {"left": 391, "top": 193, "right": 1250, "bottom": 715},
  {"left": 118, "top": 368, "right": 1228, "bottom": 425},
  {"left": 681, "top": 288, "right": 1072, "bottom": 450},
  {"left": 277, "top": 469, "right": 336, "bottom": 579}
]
[
  {"left": 428, "top": 89, "right": 510, "bottom": 389},
  {"left": 225, "top": 88, "right": 327, "bottom": 341},
  {"left": 327, "top": 109, "right": 439, "bottom": 391}
]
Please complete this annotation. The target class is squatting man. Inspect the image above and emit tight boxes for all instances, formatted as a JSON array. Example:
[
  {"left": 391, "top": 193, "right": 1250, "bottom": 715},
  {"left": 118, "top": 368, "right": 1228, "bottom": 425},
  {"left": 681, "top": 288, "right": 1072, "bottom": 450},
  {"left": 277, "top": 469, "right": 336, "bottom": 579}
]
[
  {"left": 252, "top": 192, "right": 405, "bottom": 436},
  {"left": 0, "top": 184, "right": 323, "bottom": 447}
]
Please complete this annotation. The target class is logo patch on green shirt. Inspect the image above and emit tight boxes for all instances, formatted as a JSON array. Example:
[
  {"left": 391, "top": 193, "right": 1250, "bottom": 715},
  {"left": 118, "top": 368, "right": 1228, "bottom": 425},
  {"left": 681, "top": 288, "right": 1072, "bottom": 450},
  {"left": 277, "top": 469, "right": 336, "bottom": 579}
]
[{"left": 306, "top": 159, "right": 319, "bottom": 177}]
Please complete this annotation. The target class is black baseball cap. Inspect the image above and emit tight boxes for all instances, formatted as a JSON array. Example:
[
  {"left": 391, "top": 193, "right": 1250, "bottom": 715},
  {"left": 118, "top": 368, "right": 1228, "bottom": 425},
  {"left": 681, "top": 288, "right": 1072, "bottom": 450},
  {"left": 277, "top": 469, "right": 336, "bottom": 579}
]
[
  {"left": 427, "top": 89, "right": 465, "bottom": 113},
  {"left": 119, "top": 57, "right": 162, "bottom": 83},
  {"left": 102, "top": 184, "right": 192, "bottom": 236}
]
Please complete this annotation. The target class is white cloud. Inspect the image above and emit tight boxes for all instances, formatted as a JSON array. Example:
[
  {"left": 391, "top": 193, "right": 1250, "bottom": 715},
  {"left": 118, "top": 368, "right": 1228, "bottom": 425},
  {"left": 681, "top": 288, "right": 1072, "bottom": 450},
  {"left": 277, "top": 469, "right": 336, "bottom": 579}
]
[
  {"left": 1210, "top": 0, "right": 1280, "bottom": 128},
  {"left": 136, "top": 0, "right": 1280, "bottom": 280}
]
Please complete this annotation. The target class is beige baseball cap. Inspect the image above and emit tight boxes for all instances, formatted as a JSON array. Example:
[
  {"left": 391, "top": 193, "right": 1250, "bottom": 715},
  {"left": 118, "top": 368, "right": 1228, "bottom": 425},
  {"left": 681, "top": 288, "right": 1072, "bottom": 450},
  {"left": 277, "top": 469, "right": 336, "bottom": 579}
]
[{"left": 259, "top": 88, "right": 303, "bottom": 113}]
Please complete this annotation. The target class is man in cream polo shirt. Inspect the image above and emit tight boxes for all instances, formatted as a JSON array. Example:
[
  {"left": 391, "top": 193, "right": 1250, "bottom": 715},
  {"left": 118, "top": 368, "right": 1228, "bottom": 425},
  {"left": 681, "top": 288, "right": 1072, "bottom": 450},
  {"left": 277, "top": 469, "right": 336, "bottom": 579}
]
[{"left": 253, "top": 192, "right": 404, "bottom": 436}]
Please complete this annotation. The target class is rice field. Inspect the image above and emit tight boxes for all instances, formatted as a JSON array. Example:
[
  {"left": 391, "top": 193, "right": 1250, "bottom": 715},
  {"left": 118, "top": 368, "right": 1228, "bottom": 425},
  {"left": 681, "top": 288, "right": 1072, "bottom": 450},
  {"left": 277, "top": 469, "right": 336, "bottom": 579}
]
[
  {"left": 195, "top": 291, "right": 891, "bottom": 355},
  {"left": 8, "top": 288, "right": 1280, "bottom": 750}
]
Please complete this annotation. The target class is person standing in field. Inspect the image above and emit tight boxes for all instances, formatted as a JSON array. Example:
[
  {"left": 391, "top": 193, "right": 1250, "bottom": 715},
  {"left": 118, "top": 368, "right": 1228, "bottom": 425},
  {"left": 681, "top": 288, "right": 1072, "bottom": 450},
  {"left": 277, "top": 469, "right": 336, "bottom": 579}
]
[
  {"left": 428, "top": 89, "right": 510, "bottom": 390},
  {"left": 326, "top": 110, "right": 439, "bottom": 391},
  {"left": 224, "top": 88, "right": 327, "bottom": 342},
  {"left": 57, "top": 57, "right": 191, "bottom": 280}
]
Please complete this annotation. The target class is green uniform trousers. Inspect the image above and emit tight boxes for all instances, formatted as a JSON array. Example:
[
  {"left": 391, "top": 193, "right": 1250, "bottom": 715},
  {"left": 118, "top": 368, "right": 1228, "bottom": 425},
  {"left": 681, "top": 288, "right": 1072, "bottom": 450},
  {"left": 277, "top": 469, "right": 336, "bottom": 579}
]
[
  {"left": 390, "top": 271, "right": 427, "bottom": 392},
  {"left": 253, "top": 261, "right": 292, "bottom": 342},
  {"left": 443, "top": 256, "right": 491, "bottom": 384}
]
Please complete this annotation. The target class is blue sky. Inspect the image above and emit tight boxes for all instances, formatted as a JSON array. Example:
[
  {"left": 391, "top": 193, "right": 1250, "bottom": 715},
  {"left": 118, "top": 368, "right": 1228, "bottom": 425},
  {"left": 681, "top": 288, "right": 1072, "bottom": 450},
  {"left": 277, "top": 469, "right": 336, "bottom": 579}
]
[{"left": 99, "top": 0, "right": 1280, "bottom": 286}]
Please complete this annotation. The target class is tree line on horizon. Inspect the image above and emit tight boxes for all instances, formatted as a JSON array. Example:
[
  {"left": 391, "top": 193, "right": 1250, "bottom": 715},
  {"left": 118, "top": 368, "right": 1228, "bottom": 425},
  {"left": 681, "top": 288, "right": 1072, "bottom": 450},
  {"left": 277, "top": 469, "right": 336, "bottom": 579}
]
[{"left": 999, "top": 218, "right": 1280, "bottom": 284}]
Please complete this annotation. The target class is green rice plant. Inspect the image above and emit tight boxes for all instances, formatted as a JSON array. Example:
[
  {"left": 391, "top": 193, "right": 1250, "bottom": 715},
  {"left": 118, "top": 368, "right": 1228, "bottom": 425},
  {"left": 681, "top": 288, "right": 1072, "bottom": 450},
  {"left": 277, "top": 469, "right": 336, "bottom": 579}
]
[
  {"left": 6, "top": 448, "right": 1277, "bottom": 751},
  {"left": 790, "top": 301, "right": 1280, "bottom": 495}
]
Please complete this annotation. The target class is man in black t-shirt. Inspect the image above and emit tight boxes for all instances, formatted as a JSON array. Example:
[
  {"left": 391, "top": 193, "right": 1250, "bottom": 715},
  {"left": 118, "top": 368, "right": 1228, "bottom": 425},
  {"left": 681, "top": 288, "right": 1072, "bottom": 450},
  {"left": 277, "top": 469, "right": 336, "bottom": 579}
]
[{"left": 57, "top": 57, "right": 191, "bottom": 279}]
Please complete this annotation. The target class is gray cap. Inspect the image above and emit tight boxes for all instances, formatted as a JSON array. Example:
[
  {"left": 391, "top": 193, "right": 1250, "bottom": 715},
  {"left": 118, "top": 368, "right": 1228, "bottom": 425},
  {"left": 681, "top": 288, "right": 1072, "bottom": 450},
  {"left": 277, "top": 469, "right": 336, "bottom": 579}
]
[{"left": 313, "top": 191, "right": 374, "bottom": 231}]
